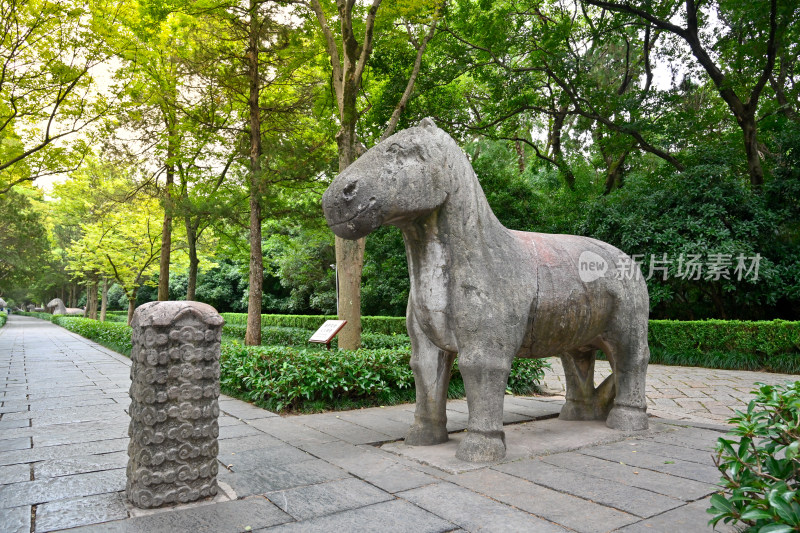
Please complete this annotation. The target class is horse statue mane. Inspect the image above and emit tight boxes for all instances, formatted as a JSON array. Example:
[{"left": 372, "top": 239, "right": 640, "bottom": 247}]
[{"left": 322, "top": 118, "right": 650, "bottom": 463}]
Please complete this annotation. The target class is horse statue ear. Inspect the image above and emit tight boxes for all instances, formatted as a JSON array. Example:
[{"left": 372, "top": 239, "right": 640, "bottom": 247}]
[{"left": 418, "top": 117, "right": 437, "bottom": 129}]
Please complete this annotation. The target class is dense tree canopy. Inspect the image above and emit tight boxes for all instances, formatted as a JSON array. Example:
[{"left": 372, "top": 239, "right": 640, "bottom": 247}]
[{"left": 1, "top": 0, "right": 797, "bottom": 330}]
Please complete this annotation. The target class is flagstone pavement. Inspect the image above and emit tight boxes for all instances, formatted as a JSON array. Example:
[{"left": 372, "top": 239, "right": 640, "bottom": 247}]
[{"left": 1, "top": 314, "right": 797, "bottom": 533}]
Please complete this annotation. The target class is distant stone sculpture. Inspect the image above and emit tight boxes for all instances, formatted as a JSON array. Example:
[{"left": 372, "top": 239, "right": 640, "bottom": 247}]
[
  {"left": 27, "top": 304, "right": 36, "bottom": 312},
  {"left": 322, "top": 118, "right": 650, "bottom": 462},
  {"left": 45, "top": 298, "right": 84, "bottom": 315},
  {"left": 127, "top": 301, "right": 223, "bottom": 508}
]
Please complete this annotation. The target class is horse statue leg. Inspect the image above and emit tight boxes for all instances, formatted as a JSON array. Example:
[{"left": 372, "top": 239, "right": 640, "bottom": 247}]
[
  {"left": 604, "top": 315, "right": 650, "bottom": 431},
  {"left": 405, "top": 311, "right": 457, "bottom": 446},
  {"left": 559, "top": 348, "right": 616, "bottom": 421},
  {"left": 455, "top": 347, "right": 514, "bottom": 462}
]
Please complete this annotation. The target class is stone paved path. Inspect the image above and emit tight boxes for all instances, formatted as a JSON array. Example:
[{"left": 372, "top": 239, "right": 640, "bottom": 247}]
[
  {"left": 542, "top": 357, "right": 799, "bottom": 424},
  {"left": 1, "top": 315, "right": 797, "bottom": 532}
]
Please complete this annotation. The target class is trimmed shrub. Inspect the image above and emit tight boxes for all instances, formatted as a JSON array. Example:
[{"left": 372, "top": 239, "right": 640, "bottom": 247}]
[
  {"left": 0, "top": 312, "right": 6, "bottom": 328},
  {"left": 223, "top": 323, "right": 410, "bottom": 351},
  {"left": 649, "top": 320, "right": 800, "bottom": 374},
  {"left": 220, "top": 344, "right": 415, "bottom": 411},
  {"left": 219, "top": 313, "right": 408, "bottom": 335},
  {"left": 50, "top": 316, "right": 133, "bottom": 356},
  {"left": 709, "top": 381, "right": 800, "bottom": 531},
  {"left": 219, "top": 342, "right": 549, "bottom": 412}
]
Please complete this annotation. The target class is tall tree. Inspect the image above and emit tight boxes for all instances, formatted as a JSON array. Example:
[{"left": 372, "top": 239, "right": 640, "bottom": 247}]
[
  {"left": 306, "top": 0, "right": 443, "bottom": 348},
  {"left": 190, "top": 0, "right": 331, "bottom": 345},
  {"left": 0, "top": 0, "right": 111, "bottom": 194},
  {"left": 583, "top": 0, "right": 789, "bottom": 187}
]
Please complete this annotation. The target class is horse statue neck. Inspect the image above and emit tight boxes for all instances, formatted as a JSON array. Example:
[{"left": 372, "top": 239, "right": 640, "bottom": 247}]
[
  {"left": 400, "top": 134, "right": 512, "bottom": 283},
  {"left": 415, "top": 134, "right": 506, "bottom": 245}
]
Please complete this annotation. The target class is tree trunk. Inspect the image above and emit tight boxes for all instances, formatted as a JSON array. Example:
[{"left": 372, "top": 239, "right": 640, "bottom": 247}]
[
  {"left": 603, "top": 147, "right": 632, "bottom": 195},
  {"left": 741, "top": 115, "right": 763, "bottom": 188},
  {"left": 550, "top": 107, "right": 575, "bottom": 189},
  {"left": 334, "top": 98, "right": 365, "bottom": 350},
  {"left": 158, "top": 162, "right": 174, "bottom": 301},
  {"left": 245, "top": 0, "right": 263, "bottom": 347},
  {"left": 185, "top": 217, "right": 199, "bottom": 301},
  {"left": 515, "top": 140, "right": 525, "bottom": 173},
  {"left": 246, "top": 188, "right": 263, "bottom": 346},
  {"left": 87, "top": 279, "right": 98, "bottom": 319},
  {"left": 126, "top": 289, "right": 138, "bottom": 326},
  {"left": 100, "top": 277, "right": 108, "bottom": 322}
]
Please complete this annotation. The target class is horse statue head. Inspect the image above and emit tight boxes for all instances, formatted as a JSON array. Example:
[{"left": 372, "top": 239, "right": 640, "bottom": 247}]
[
  {"left": 322, "top": 118, "right": 457, "bottom": 239},
  {"left": 46, "top": 298, "right": 67, "bottom": 315}
]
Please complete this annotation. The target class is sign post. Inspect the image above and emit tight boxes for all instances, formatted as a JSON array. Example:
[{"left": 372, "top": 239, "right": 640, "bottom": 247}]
[{"left": 309, "top": 320, "right": 347, "bottom": 350}]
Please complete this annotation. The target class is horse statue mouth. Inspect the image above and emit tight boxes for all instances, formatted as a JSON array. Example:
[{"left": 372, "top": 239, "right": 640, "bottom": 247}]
[{"left": 325, "top": 197, "right": 379, "bottom": 239}]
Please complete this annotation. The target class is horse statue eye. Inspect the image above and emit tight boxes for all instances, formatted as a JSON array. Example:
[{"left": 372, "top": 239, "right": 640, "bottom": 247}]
[{"left": 386, "top": 142, "right": 427, "bottom": 162}]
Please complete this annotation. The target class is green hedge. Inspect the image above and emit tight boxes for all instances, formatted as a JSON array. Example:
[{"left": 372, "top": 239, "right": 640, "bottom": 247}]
[
  {"left": 648, "top": 320, "right": 800, "bottom": 374},
  {"left": 220, "top": 314, "right": 800, "bottom": 373},
  {"left": 220, "top": 343, "right": 548, "bottom": 412},
  {"left": 220, "top": 344, "right": 416, "bottom": 411},
  {"left": 51, "top": 316, "right": 133, "bottom": 356},
  {"left": 222, "top": 323, "right": 409, "bottom": 350},
  {"left": 0, "top": 312, "right": 6, "bottom": 328},
  {"left": 220, "top": 313, "right": 407, "bottom": 335}
]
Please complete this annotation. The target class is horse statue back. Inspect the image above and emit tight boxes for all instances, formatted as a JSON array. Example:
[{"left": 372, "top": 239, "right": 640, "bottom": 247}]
[{"left": 322, "top": 118, "right": 650, "bottom": 462}]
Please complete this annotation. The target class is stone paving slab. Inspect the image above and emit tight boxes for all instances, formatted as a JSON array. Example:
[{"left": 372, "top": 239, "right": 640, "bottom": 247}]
[
  {"left": 399, "top": 482, "right": 568, "bottom": 532},
  {"left": 381, "top": 418, "right": 658, "bottom": 474},
  {"left": 1, "top": 314, "right": 797, "bottom": 532},
  {"left": 256, "top": 498, "right": 456, "bottom": 533},
  {"left": 34, "top": 492, "right": 128, "bottom": 532},
  {"left": 542, "top": 357, "right": 799, "bottom": 424},
  {"left": 539, "top": 450, "right": 717, "bottom": 501},
  {"left": 448, "top": 467, "right": 638, "bottom": 533},
  {"left": 264, "top": 478, "right": 393, "bottom": 520},
  {"left": 494, "top": 459, "right": 685, "bottom": 518},
  {"left": 69, "top": 497, "right": 293, "bottom": 532}
]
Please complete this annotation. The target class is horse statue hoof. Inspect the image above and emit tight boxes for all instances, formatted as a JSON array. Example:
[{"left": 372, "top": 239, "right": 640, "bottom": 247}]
[
  {"left": 606, "top": 405, "right": 649, "bottom": 431},
  {"left": 455, "top": 431, "right": 506, "bottom": 462},
  {"left": 405, "top": 423, "right": 448, "bottom": 446}
]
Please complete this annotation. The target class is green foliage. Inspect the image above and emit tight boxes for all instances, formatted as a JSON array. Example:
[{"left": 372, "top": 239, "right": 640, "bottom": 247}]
[
  {"left": 50, "top": 316, "right": 133, "bottom": 356},
  {"left": 220, "top": 313, "right": 409, "bottom": 335},
  {"left": 507, "top": 358, "right": 549, "bottom": 395},
  {"left": 469, "top": 139, "right": 542, "bottom": 232},
  {"left": 709, "top": 381, "right": 800, "bottom": 532},
  {"left": 219, "top": 342, "right": 549, "bottom": 413},
  {"left": 362, "top": 226, "right": 409, "bottom": 317},
  {"left": 0, "top": 187, "right": 50, "bottom": 295},
  {"left": 581, "top": 159, "right": 789, "bottom": 319},
  {"left": 648, "top": 320, "right": 800, "bottom": 374},
  {"left": 0, "top": 312, "right": 6, "bottom": 328},
  {"left": 219, "top": 344, "right": 416, "bottom": 412}
]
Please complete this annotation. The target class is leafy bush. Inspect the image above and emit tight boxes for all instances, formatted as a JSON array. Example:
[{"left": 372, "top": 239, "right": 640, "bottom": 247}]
[
  {"left": 50, "top": 316, "right": 133, "bottom": 356},
  {"left": 219, "top": 313, "right": 408, "bottom": 335},
  {"left": 222, "top": 315, "right": 800, "bottom": 373},
  {"left": 649, "top": 320, "right": 800, "bottom": 374},
  {"left": 223, "top": 323, "right": 410, "bottom": 350},
  {"left": 220, "top": 344, "right": 415, "bottom": 411},
  {"left": 0, "top": 312, "right": 6, "bottom": 328},
  {"left": 219, "top": 342, "right": 549, "bottom": 412},
  {"left": 709, "top": 381, "right": 800, "bottom": 532}
]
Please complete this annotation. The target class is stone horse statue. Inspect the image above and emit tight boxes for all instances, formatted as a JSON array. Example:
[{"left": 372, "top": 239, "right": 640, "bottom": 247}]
[
  {"left": 46, "top": 298, "right": 84, "bottom": 316},
  {"left": 322, "top": 118, "right": 650, "bottom": 462}
]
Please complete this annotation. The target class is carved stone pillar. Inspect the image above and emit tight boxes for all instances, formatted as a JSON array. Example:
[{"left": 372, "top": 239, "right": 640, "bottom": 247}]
[{"left": 127, "top": 301, "right": 224, "bottom": 508}]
